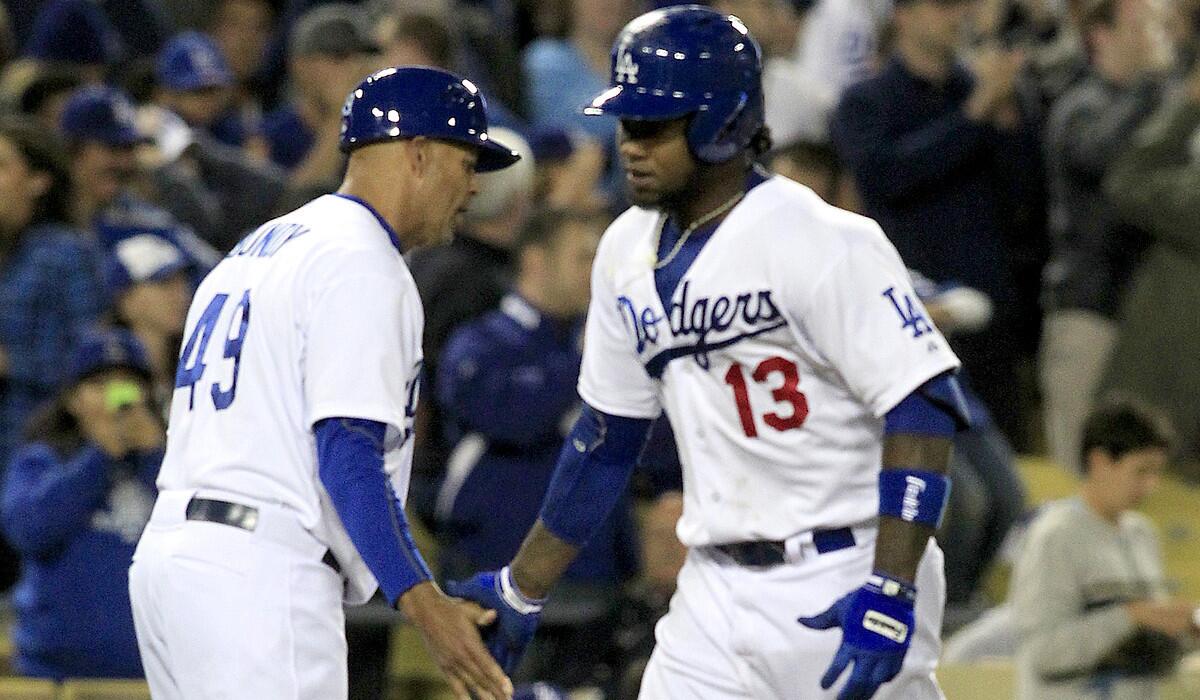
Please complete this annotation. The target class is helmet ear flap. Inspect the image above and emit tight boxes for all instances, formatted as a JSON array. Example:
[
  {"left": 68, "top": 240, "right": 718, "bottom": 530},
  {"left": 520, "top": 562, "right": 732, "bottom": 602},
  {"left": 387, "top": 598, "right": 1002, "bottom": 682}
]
[{"left": 688, "top": 91, "right": 748, "bottom": 163}]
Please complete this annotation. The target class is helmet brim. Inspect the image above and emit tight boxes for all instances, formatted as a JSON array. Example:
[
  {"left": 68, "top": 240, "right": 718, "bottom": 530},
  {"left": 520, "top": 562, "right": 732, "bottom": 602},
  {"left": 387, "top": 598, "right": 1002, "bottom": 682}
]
[
  {"left": 581, "top": 84, "right": 695, "bottom": 121},
  {"left": 474, "top": 135, "right": 521, "bottom": 172}
]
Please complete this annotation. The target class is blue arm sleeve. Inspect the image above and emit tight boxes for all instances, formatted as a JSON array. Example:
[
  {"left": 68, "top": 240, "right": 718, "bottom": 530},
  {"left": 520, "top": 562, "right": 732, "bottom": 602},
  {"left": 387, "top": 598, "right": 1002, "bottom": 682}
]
[
  {"left": 884, "top": 373, "right": 971, "bottom": 437},
  {"left": 0, "top": 444, "right": 111, "bottom": 556},
  {"left": 539, "top": 404, "right": 652, "bottom": 548},
  {"left": 314, "top": 417, "right": 432, "bottom": 606}
]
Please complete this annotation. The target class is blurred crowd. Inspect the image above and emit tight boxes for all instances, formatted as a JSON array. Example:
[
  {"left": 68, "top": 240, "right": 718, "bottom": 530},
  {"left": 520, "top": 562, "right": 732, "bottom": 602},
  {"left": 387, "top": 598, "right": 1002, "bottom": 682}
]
[{"left": 0, "top": 0, "right": 1197, "bottom": 697}]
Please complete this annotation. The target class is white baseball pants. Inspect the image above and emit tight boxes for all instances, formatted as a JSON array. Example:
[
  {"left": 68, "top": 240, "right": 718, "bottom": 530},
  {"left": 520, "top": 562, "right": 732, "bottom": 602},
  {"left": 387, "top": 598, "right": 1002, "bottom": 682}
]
[
  {"left": 640, "top": 526, "right": 945, "bottom": 699},
  {"left": 129, "top": 490, "right": 347, "bottom": 700}
]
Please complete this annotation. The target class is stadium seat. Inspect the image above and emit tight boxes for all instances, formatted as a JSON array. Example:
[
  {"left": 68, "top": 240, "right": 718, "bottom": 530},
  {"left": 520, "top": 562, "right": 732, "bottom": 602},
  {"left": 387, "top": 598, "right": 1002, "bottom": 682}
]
[
  {"left": 0, "top": 677, "right": 56, "bottom": 700},
  {"left": 937, "top": 660, "right": 1015, "bottom": 700},
  {"left": 58, "top": 679, "right": 150, "bottom": 700},
  {"left": 939, "top": 658, "right": 1200, "bottom": 699}
]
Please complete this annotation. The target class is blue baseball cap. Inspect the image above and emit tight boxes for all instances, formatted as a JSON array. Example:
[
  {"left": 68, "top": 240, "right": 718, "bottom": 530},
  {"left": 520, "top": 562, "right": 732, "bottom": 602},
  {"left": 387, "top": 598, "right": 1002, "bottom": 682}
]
[
  {"left": 104, "top": 232, "right": 190, "bottom": 297},
  {"left": 60, "top": 86, "right": 144, "bottom": 147},
  {"left": 528, "top": 127, "right": 575, "bottom": 163},
  {"left": 157, "top": 31, "right": 234, "bottom": 92},
  {"left": 25, "top": 0, "right": 122, "bottom": 66},
  {"left": 67, "top": 327, "right": 152, "bottom": 386}
]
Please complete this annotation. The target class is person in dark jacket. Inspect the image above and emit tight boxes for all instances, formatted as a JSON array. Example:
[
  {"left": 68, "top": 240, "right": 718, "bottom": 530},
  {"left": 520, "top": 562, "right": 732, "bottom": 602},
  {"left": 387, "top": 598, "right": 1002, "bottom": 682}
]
[
  {"left": 436, "top": 207, "right": 638, "bottom": 691},
  {"left": 0, "top": 117, "right": 107, "bottom": 489},
  {"left": 1, "top": 327, "right": 163, "bottom": 679},
  {"left": 831, "top": 0, "right": 1044, "bottom": 442},
  {"left": 407, "top": 128, "right": 535, "bottom": 526}
]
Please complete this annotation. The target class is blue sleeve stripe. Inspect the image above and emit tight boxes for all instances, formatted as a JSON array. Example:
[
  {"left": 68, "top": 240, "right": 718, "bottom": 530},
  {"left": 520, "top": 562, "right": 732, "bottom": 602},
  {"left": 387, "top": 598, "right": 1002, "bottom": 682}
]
[
  {"left": 539, "top": 404, "right": 650, "bottom": 547},
  {"left": 884, "top": 374, "right": 970, "bottom": 437}
]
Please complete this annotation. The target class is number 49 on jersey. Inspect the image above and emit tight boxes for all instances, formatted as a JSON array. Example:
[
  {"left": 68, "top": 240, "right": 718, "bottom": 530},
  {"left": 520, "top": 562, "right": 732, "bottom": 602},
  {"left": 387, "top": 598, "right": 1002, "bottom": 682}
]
[{"left": 175, "top": 290, "right": 252, "bottom": 411}]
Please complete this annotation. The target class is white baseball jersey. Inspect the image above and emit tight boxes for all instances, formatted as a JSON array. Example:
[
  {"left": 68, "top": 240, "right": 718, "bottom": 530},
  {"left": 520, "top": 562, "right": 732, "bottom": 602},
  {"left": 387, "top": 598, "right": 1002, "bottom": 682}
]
[
  {"left": 579, "top": 175, "right": 960, "bottom": 547},
  {"left": 156, "top": 194, "right": 423, "bottom": 602}
]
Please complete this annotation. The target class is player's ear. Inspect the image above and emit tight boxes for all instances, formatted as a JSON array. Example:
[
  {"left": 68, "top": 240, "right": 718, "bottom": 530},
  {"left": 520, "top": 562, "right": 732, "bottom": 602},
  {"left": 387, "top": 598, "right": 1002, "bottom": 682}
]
[{"left": 407, "top": 136, "right": 434, "bottom": 180}]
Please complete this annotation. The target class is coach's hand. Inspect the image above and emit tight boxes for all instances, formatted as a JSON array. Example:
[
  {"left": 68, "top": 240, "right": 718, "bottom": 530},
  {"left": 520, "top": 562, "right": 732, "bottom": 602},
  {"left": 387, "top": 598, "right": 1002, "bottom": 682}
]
[
  {"left": 446, "top": 566, "right": 544, "bottom": 675},
  {"left": 400, "top": 581, "right": 514, "bottom": 700},
  {"left": 797, "top": 573, "right": 917, "bottom": 700}
]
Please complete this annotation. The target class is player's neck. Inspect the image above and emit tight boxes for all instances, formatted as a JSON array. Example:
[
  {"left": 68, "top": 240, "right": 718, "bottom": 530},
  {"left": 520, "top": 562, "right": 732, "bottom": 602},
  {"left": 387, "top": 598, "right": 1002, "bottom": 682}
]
[
  {"left": 338, "top": 164, "right": 416, "bottom": 247},
  {"left": 669, "top": 161, "right": 749, "bottom": 230}
]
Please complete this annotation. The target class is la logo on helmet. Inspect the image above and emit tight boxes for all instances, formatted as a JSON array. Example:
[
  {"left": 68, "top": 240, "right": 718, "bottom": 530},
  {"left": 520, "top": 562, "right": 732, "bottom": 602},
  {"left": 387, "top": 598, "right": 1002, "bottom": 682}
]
[{"left": 615, "top": 47, "right": 639, "bottom": 84}]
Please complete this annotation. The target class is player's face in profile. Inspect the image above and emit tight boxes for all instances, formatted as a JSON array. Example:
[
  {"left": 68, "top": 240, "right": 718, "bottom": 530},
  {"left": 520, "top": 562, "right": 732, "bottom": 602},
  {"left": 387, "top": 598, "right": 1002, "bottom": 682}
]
[
  {"left": 420, "top": 140, "right": 479, "bottom": 246},
  {"left": 617, "top": 117, "right": 696, "bottom": 208}
]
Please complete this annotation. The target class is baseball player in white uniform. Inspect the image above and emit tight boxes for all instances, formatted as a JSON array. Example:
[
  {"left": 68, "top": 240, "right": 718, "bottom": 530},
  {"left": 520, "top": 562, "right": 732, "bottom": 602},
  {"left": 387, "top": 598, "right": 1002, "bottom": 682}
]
[
  {"left": 447, "top": 7, "right": 968, "bottom": 700},
  {"left": 128, "top": 67, "right": 521, "bottom": 700}
]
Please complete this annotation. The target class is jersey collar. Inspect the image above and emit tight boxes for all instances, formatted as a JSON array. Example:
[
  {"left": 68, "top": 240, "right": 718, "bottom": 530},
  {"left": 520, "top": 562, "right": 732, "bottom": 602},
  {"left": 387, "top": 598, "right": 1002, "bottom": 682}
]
[{"left": 331, "top": 193, "right": 404, "bottom": 253}]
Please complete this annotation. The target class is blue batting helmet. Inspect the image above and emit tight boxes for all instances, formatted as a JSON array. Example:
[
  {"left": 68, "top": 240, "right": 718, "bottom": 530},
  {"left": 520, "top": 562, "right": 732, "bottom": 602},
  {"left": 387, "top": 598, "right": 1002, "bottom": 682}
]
[
  {"left": 339, "top": 66, "right": 520, "bottom": 172},
  {"left": 584, "top": 5, "right": 764, "bottom": 163}
]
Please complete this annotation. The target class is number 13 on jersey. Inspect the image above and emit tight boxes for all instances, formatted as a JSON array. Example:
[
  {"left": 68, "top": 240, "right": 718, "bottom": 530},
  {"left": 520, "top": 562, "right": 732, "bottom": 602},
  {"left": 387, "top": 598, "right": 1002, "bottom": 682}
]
[
  {"left": 175, "top": 290, "right": 252, "bottom": 411},
  {"left": 723, "top": 356, "right": 808, "bottom": 438}
]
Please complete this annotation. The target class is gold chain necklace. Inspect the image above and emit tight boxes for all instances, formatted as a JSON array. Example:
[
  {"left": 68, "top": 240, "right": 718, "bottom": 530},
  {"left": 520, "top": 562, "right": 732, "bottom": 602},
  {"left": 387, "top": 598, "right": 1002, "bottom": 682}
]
[{"left": 653, "top": 191, "right": 745, "bottom": 270}]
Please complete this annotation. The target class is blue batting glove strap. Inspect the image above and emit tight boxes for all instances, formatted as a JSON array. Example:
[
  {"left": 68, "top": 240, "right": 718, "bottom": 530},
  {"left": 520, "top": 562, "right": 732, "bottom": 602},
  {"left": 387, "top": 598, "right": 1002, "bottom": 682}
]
[
  {"left": 445, "top": 566, "right": 544, "bottom": 675},
  {"left": 797, "top": 572, "right": 917, "bottom": 700}
]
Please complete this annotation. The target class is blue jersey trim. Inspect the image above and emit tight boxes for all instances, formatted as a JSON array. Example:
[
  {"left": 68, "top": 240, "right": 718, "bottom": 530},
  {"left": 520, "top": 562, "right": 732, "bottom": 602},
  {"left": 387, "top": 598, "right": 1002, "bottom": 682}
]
[
  {"left": 653, "top": 167, "right": 771, "bottom": 309},
  {"left": 331, "top": 193, "right": 404, "bottom": 253}
]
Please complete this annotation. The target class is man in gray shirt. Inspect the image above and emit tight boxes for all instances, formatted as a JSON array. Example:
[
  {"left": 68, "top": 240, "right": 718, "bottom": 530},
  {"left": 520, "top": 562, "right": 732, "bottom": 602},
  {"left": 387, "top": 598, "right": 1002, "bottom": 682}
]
[
  {"left": 1011, "top": 401, "right": 1197, "bottom": 699},
  {"left": 1039, "top": 0, "right": 1168, "bottom": 474}
]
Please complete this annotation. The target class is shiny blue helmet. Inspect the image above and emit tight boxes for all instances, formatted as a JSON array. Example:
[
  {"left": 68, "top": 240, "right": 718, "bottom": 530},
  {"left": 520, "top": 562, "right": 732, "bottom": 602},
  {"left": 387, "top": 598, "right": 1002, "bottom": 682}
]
[
  {"left": 584, "top": 5, "right": 764, "bottom": 164},
  {"left": 339, "top": 66, "right": 520, "bottom": 172}
]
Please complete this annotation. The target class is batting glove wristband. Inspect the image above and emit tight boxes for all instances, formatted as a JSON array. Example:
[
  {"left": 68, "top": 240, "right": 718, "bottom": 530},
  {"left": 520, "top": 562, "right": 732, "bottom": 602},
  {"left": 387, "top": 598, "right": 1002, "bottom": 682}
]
[
  {"left": 797, "top": 572, "right": 917, "bottom": 700},
  {"left": 445, "top": 566, "right": 544, "bottom": 675}
]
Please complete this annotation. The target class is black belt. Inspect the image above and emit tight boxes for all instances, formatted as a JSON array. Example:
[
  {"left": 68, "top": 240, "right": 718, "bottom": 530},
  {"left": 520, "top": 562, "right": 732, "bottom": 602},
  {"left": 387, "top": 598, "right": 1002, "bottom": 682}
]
[
  {"left": 714, "top": 527, "right": 856, "bottom": 567},
  {"left": 185, "top": 497, "right": 341, "bottom": 574}
]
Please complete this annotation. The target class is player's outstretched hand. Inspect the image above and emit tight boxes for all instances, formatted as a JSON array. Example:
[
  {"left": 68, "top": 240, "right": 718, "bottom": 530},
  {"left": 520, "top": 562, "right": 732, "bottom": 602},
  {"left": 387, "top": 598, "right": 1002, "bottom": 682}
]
[
  {"left": 399, "top": 581, "right": 514, "bottom": 700},
  {"left": 797, "top": 573, "right": 917, "bottom": 700},
  {"left": 446, "top": 566, "right": 544, "bottom": 675}
]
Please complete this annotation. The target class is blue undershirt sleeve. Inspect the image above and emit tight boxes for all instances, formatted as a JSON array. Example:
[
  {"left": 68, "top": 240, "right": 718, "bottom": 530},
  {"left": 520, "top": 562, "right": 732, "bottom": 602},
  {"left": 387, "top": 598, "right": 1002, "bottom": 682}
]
[
  {"left": 539, "top": 404, "right": 652, "bottom": 547},
  {"left": 314, "top": 417, "right": 432, "bottom": 606}
]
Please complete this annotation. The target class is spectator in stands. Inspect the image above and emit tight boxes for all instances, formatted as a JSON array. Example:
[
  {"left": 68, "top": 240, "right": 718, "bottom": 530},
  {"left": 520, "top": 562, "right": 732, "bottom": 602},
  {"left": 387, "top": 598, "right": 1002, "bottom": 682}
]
[
  {"left": 11, "top": 64, "right": 83, "bottom": 134},
  {"left": 23, "top": 0, "right": 122, "bottom": 83},
  {"left": 0, "top": 117, "right": 106, "bottom": 482},
  {"left": 1100, "top": 47, "right": 1200, "bottom": 474},
  {"left": 436, "top": 207, "right": 637, "bottom": 691},
  {"left": 1011, "top": 399, "right": 1197, "bottom": 699},
  {"left": 1, "top": 328, "right": 162, "bottom": 680},
  {"left": 208, "top": 0, "right": 278, "bottom": 107},
  {"left": 57, "top": 86, "right": 224, "bottom": 263},
  {"left": 527, "top": 127, "right": 607, "bottom": 212},
  {"left": 104, "top": 233, "right": 194, "bottom": 405},
  {"left": 408, "top": 127, "right": 536, "bottom": 524},
  {"left": 154, "top": 31, "right": 248, "bottom": 148},
  {"left": 522, "top": 0, "right": 639, "bottom": 197},
  {"left": 831, "top": 0, "right": 1044, "bottom": 442},
  {"left": 768, "top": 139, "right": 841, "bottom": 203},
  {"left": 251, "top": 4, "right": 379, "bottom": 186},
  {"left": 794, "top": 0, "right": 892, "bottom": 96},
  {"left": 1040, "top": 0, "right": 1169, "bottom": 474},
  {"left": 713, "top": 0, "right": 834, "bottom": 146},
  {"left": 376, "top": 10, "right": 525, "bottom": 132}
]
